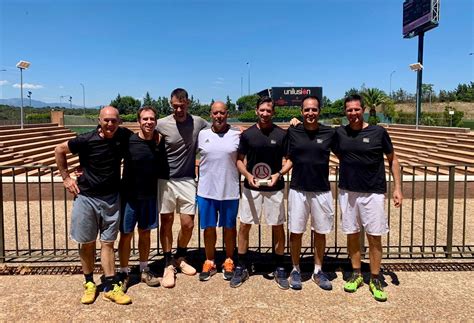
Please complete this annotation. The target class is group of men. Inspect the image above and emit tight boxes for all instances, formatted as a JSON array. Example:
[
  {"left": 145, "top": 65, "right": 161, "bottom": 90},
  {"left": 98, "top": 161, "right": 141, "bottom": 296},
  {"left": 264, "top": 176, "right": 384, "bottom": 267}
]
[{"left": 55, "top": 88, "right": 402, "bottom": 305}]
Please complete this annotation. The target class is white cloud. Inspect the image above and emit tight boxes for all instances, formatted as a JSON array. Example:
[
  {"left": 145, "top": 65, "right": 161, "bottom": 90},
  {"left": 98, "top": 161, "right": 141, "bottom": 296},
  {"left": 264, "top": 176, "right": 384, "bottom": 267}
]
[
  {"left": 0, "top": 80, "right": 9, "bottom": 86},
  {"left": 213, "top": 80, "right": 224, "bottom": 85},
  {"left": 58, "top": 85, "right": 64, "bottom": 89},
  {"left": 217, "top": 77, "right": 224, "bottom": 81},
  {"left": 13, "top": 83, "right": 44, "bottom": 89},
  {"left": 283, "top": 81, "right": 295, "bottom": 86}
]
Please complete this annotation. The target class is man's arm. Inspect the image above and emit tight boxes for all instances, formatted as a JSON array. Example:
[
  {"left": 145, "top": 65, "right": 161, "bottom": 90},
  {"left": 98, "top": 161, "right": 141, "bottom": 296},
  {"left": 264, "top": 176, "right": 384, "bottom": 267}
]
[
  {"left": 55, "top": 141, "right": 80, "bottom": 196},
  {"left": 269, "top": 158, "right": 293, "bottom": 187},
  {"left": 236, "top": 153, "right": 259, "bottom": 188},
  {"left": 386, "top": 151, "right": 403, "bottom": 207}
]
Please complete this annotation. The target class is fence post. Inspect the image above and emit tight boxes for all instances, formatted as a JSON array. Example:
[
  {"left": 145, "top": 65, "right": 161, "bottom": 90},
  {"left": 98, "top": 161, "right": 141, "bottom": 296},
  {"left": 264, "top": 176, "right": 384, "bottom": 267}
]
[
  {"left": 0, "top": 171, "right": 5, "bottom": 263},
  {"left": 359, "top": 227, "right": 366, "bottom": 258},
  {"left": 446, "top": 166, "right": 455, "bottom": 258}
]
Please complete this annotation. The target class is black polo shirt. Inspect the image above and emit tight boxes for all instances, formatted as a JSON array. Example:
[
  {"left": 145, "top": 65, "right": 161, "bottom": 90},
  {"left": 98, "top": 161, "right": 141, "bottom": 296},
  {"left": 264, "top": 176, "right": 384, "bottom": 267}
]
[
  {"left": 68, "top": 126, "right": 132, "bottom": 197},
  {"left": 335, "top": 125, "right": 393, "bottom": 194},
  {"left": 286, "top": 123, "right": 336, "bottom": 192},
  {"left": 121, "top": 133, "right": 163, "bottom": 200},
  {"left": 238, "top": 124, "right": 286, "bottom": 192}
]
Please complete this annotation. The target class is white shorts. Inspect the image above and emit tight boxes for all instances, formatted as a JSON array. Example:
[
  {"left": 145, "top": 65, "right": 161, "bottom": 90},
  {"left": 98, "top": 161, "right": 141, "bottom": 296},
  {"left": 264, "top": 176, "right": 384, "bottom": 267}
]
[
  {"left": 288, "top": 189, "right": 334, "bottom": 234},
  {"left": 239, "top": 187, "right": 285, "bottom": 225},
  {"left": 158, "top": 178, "right": 196, "bottom": 215},
  {"left": 339, "top": 189, "right": 389, "bottom": 236}
]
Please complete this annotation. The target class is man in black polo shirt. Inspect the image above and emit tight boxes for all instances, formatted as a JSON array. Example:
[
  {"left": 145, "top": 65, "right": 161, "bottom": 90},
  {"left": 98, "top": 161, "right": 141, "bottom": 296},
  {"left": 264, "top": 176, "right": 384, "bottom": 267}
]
[
  {"left": 283, "top": 95, "right": 337, "bottom": 291},
  {"left": 231, "top": 96, "right": 289, "bottom": 290},
  {"left": 118, "top": 106, "right": 162, "bottom": 290},
  {"left": 55, "top": 106, "right": 132, "bottom": 305},
  {"left": 335, "top": 94, "right": 402, "bottom": 302}
]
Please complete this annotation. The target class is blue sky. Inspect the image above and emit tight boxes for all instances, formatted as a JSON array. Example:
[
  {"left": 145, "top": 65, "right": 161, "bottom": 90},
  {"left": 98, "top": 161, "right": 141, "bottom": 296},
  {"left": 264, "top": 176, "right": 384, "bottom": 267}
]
[{"left": 0, "top": 0, "right": 473, "bottom": 107}]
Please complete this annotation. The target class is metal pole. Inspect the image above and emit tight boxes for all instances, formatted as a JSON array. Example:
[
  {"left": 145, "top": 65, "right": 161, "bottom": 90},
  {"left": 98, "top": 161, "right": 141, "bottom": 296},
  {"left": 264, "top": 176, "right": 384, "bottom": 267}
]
[
  {"left": 0, "top": 172, "right": 4, "bottom": 263},
  {"left": 20, "top": 68, "right": 24, "bottom": 128},
  {"left": 69, "top": 96, "right": 72, "bottom": 109},
  {"left": 415, "top": 32, "right": 424, "bottom": 129},
  {"left": 389, "top": 70, "right": 395, "bottom": 98},
  {"left": 240, "top": 76, "right": 243, "bottom": 97},
  {"left": 247, "top": 62, "right": 250, "bottom": 95},
  {"left": 80, "top": 83, "right": 85, "bottom": 115},
  {"left": 446, "top": 166, "right": 455, "bottom": 258}
]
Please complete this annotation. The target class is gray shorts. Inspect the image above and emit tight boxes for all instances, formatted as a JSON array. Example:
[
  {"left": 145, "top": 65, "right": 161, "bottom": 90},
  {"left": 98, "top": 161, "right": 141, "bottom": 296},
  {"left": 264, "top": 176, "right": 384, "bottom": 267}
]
[{"left": 70, "top": 193, "right": 120, "bottom": 244}]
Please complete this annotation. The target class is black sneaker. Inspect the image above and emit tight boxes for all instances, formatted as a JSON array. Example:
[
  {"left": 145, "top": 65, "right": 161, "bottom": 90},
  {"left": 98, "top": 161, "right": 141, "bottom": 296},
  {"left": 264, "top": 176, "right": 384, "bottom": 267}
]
[
  {"left": 274, "top": 267, "right": 289, "bottom": 290},
  {"left": 289, "top": 270, "right": 302, "bottom": 290},
  {"left": 230, "top": 266, "right": 249, "bottom": 288}
]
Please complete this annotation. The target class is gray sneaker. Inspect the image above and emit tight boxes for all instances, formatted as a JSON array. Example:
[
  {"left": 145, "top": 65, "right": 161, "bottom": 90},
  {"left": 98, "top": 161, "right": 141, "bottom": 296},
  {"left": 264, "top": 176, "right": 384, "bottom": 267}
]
[
  {"left": 312, "top": 271, "right": 332, "bottom": 290},
  {"left": 141, "top": 267, "right": 161, "bottom": 287},
  {"left": 230, "top": 266, "right": 249, "bottom": 288},
  {"left": 289, "top": 270, "right": 302, "bottom": 290},
  {"left": 274, "top": 267, "right": 289, "bottom": 290}
]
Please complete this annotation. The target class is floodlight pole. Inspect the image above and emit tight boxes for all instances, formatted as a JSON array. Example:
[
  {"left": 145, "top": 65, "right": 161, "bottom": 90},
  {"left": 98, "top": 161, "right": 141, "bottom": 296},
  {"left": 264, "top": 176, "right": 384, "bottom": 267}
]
[
  {"left": 415, "top": 32, "right": 424, "bottom": 129},
  {"left": 80, "top": 83, "right": 86, "bottom": 116}
]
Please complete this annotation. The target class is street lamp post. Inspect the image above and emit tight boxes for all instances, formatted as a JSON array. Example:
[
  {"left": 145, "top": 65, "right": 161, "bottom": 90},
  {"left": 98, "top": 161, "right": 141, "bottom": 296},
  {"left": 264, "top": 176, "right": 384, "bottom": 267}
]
[
  {"left": 80, "top": 83, "right": 86, "bottom": 116},
  {"left": 60, "top": 95, "right": 69, "bottom": 108},
  {"left": 389, "top": 70, "right": 396, "bottom": 98},
  {"left": 69, "top": 96, "right": 72, "bottom": 109},
  {"left": 16, "top": 60, "right": 31, "bottom": 129},
  {"left": 247, "top": 62, "right": 251, "bottom": 95}
]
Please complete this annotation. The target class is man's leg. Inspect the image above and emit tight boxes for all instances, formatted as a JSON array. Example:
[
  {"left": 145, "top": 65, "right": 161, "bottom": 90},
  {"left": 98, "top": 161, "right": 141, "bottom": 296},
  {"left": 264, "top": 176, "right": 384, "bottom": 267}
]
[
  {"left": 229, "top": 223, "right": 251, "bottom": 288},
  {"left": 100, "top": 241, "right": 115, "bottom": 277},
  {"left": 138, "top": 228, "right": 151, "bottom": 264},
  {"left": 314, "top": 232, "right": 326, "bottom": 269},
  {"left": 174, "top": 213, "right": 196, "bottom": 275},
  {"left": 160, "top": 212, "right": 174, "bottom": 263},
  {"left": 366, "top": 233, "right": 387, "bottom": 301},
  {"left": 204, "top": 227, "right": 217, "bottom": 260},
  {"left": 290, "top": 233, "right": 302, "bottom": 270},
  {"left": 289, "top": 232, "right": 303, "bottom": 290},
  {"left": 118, "top": 233, "right": 133, "bottom": 271},
  {"left": 224, "top": 227, "right": 236, "bottom": 259},
  {"left": 272, "top": 224, "right": 285, "bottom": 256},
  {"left": 347, "top": 232, "right": 362, "bottom": 271},
  {"left": 79, "top": 241, "right": 96, "bottom": 278}
]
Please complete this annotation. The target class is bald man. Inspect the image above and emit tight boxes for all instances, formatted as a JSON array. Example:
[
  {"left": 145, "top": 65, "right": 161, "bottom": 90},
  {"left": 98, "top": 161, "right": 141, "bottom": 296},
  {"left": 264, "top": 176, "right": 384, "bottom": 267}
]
[
  {"left": 196, "top": 101, "right": 240, "bottom": 281},
  {"left": 55, "top": 106, "right": 132, "bottom": 305}
]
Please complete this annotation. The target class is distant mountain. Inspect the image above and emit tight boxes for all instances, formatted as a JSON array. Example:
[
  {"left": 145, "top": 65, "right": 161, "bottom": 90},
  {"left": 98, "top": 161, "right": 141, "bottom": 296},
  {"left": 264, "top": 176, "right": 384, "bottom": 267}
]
[{"left": 0, "top": 98, "right": 99, "bottom": 109}]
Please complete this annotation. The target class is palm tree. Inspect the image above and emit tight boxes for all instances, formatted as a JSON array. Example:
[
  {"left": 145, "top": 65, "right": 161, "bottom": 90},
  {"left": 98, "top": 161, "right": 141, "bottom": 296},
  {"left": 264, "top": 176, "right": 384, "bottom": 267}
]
[{"left": 361, "top": 88, "right": 390, "bottom": 124}]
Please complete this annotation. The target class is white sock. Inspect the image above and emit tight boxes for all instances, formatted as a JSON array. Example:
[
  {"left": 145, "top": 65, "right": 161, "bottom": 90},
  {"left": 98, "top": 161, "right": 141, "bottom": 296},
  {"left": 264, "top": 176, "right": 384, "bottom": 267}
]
[
  {"left": 314, "top": 264, "right": 322, "bottom": 274},
  {"left": 139, "top": 261, "right": 148, "bottom": 272},
  {"left": 292, "top": 265, "right": 300, "bottom": 273},
  {"left": 120, "top": 267, "right": 130, "bottom": 274}
]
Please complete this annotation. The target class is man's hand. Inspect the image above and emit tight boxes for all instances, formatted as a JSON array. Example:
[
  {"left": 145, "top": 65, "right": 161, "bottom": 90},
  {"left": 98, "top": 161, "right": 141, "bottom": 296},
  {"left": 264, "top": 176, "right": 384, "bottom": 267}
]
[
  {"left": 246, "top": 174, "right": 260, "bottom": 188},
  {"left": 393, "top": 189, "right": 403, "bottom": 208},
  {"left": 289, "top": 118, "right": 302, "bottom": 127},
  {"left": 268, "top": 173, "right": 280, "bottom": 187},
  {"left": 63, "top": 177, "right": 80, "bottom": 196}
]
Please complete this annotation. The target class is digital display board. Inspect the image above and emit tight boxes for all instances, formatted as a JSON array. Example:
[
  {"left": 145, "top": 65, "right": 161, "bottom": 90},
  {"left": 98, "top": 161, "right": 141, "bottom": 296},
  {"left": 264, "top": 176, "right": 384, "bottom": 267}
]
[{"left": 403, "top": 0, "right": 439, "bottom": 38}]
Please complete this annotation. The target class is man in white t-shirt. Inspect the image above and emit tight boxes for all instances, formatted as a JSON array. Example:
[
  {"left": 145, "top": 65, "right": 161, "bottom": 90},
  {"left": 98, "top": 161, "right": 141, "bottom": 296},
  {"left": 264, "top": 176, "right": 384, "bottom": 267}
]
[{"left": 196, "top": 101, "right": 240, "bottom": 281}]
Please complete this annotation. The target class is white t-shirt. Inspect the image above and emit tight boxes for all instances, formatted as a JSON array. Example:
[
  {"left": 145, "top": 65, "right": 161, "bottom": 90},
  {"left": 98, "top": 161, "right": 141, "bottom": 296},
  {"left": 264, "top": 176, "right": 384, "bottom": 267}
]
[{"left": 197, "top": 127, "right": 240, "bottom": 200}]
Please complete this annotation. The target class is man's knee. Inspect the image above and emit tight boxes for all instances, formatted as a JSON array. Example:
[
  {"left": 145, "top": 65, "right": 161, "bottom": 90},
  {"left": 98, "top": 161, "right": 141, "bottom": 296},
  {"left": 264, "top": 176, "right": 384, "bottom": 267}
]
[
  {"left": 180, "top": 214, "right": 195, "bottom": 231},
  {"left": 161, "top": 213, "right": 174, "bottom": 227},
  {"left": 138, "top": 228, "right": 151, "bottom": 238}
]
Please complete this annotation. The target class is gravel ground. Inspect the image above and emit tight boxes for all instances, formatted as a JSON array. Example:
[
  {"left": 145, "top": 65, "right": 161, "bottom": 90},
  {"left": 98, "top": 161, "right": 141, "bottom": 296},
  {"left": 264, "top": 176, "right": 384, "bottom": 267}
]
[{"left": 0, "top": 271, "right": 473, "bottom": 321}]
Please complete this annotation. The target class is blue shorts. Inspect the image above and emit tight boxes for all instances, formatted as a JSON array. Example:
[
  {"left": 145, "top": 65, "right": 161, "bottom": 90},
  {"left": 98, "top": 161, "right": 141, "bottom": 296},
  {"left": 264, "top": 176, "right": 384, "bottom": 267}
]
[
  {"left": 120, "top": 198, "right": 158, "bottom": 234},
  {"left": 197, "top": 196, "right": 239, "bottom": 230}
]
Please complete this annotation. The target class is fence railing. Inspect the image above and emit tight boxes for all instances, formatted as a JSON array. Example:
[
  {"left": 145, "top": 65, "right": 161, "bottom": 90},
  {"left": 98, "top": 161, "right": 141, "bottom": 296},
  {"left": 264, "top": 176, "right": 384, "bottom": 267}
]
[{"left": 1, "top": 164, "right": 473, "bottom": 263}]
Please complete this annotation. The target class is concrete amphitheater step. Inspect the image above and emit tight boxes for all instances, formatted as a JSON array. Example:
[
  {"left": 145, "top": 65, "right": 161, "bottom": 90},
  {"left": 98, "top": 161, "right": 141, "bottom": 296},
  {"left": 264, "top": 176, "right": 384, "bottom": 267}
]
[
  {"left": 0, "top": 132, "right": 76, "bottom": 148},
  {"left": 0, "top": 128, "right": 73, "bottom": 142},
  {"left": 0, "top": 125, "right": 63, "bottom": 137},
  {"left": 2, "top": 134, "right": 76, "bottom": 153}
]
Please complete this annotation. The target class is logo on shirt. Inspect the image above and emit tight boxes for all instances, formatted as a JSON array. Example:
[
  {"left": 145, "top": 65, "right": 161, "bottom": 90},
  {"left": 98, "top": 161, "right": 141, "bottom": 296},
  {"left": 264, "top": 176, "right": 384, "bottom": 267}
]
[
  {"left": 317, "top": 138, "right": 323, "bottom": 144},
  {"left": 252, "top": 162, "right": 271, "bottom": 179},
  {"left": 363, "top": 137, "right": 370, "bottom": 143},
  {"left": 205, "top": 139, "right": 210, "bottom": 144},
  {"left": 270, "top": 140, "right": 277, "bottom": 145}
]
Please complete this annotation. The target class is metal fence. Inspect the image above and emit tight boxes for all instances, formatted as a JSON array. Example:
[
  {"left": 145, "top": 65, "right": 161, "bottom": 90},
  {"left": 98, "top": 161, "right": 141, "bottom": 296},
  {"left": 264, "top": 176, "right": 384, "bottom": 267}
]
[{"left": 0, "top": 164, "right": 473, "bottom": 263}]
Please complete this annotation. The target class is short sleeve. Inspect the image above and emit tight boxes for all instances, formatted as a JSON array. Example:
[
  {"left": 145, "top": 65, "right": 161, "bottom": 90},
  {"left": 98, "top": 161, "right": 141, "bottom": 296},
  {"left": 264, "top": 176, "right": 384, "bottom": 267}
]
[
  {"left": 330, "top": 128, "right": 338, "bottom": 154},
  {"left": 237, "top": 131, "right": 249, "bottom": 155},
  {"left": 381, "top": 128, "right": 394, "bottom": 155},
  {"left": 67, "top": 135, "right": 87, "bottom": 155}
]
